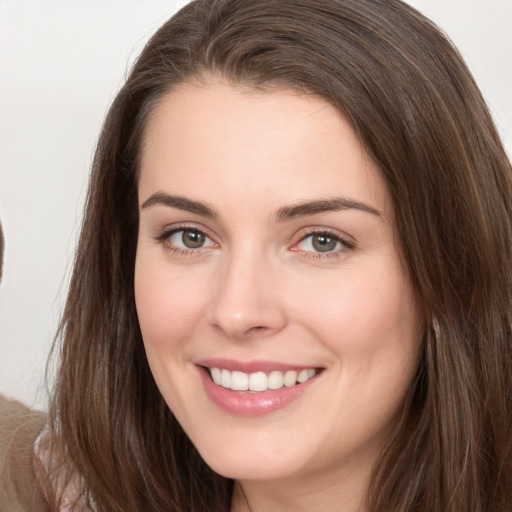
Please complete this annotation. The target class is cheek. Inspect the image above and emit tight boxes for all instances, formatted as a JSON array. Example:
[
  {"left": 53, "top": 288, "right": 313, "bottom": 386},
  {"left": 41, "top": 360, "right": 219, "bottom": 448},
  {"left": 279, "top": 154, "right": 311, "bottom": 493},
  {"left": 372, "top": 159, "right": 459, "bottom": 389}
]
[
  {"left": 295, "top": 266, "right": 422, "bottom": 434},
  {"left": 134, "top": 252, "right": 208, "bottom": 348},
  {"left": 292, "top": 262, "right": 421, "bottom": 359}
]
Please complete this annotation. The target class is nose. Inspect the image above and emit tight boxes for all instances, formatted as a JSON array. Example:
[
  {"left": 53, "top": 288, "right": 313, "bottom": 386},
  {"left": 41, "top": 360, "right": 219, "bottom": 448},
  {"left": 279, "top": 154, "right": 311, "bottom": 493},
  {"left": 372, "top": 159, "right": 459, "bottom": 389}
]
[{"left": 206, "top": 249, "right": 287, "bottom": 340}]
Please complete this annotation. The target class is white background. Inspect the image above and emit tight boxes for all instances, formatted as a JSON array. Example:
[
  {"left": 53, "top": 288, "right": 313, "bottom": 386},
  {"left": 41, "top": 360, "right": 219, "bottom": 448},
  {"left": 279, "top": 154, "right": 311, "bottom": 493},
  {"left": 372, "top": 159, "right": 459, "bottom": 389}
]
[{"left": 0, "top": 1, "right": 511, "bottom": 410}]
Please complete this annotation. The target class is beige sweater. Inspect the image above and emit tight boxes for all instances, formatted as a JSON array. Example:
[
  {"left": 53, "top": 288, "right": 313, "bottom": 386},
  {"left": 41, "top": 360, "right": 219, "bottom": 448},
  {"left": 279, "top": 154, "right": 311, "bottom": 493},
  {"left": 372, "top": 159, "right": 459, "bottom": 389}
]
[{"left": 0, "top": 395, "right": 48, "bottom": 512}]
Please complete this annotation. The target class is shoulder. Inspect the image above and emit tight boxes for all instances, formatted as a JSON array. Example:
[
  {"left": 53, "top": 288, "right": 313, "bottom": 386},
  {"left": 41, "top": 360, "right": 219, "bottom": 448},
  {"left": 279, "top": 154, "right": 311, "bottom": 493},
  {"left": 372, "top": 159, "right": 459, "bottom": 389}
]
[{"left": 0, "top": 394, "right": 49, "bottom": 512}]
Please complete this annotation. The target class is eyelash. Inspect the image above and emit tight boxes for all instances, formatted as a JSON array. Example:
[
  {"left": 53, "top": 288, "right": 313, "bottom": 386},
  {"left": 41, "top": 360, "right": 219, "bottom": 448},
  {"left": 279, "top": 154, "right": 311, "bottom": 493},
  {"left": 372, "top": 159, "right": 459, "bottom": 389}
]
[
  {"left": 155, "top": 225, "right": 355, "bottom": 259},
  {"left": 293, "top": 228, "right": 355, "bottom": 260},
  {"left": 155, "top": 224, "right": 217, "bottom": 256}
]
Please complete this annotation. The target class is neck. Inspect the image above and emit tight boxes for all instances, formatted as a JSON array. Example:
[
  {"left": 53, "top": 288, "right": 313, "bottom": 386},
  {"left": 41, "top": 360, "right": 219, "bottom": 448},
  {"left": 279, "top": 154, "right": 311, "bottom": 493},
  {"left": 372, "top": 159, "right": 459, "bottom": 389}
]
[{"left": 230, "top": 462, "right": 371, "bottom": 512}]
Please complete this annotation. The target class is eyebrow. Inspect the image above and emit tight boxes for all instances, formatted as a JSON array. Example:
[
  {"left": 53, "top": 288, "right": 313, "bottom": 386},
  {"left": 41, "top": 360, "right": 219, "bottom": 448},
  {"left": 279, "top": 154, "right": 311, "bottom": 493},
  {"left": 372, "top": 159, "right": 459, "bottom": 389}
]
[
  {"left": 141, "top": 192, "right": 218, "bottom": 218},
  {"left": 274, "top": 197, "right": 381, "bottom": 221},
  {"left": 140, "top": 192, "right": 381, "bottom": 220}
]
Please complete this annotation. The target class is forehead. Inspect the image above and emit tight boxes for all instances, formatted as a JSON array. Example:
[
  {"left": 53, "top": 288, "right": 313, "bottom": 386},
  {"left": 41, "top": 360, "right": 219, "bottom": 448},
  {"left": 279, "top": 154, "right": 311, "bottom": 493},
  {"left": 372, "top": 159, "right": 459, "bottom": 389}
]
[{"left": 139, "top": 80, "right": 391, "bottom": 219}]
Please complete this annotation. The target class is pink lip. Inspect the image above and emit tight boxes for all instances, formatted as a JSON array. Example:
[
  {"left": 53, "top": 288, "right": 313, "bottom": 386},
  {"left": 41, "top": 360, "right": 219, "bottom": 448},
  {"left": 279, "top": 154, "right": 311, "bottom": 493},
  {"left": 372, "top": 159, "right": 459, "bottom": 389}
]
[{"left": 196, "top": 362, "right": 322, "bottom": 417}]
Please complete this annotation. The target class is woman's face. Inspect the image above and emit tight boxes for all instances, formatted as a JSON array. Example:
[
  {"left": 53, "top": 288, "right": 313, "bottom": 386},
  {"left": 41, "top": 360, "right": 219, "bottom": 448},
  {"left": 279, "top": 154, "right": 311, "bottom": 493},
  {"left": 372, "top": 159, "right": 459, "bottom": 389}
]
[{"left": 135, "top": 80, "right": 423, "bottom": 487}]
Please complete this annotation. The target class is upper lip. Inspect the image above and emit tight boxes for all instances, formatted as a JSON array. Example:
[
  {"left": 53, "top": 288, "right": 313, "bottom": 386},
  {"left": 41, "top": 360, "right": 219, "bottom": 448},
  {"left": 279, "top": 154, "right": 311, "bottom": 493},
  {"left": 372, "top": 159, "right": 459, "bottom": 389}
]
[{"left": 196, "top": 358, "right": 321, "bottom": 374}]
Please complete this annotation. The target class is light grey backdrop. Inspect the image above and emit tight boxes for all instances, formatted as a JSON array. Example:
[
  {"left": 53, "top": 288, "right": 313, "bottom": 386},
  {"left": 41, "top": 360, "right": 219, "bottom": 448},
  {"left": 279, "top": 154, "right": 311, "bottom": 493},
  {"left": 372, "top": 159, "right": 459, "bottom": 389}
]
[{"left": 1, "top": 0, "right": 511, "bottom": 410}]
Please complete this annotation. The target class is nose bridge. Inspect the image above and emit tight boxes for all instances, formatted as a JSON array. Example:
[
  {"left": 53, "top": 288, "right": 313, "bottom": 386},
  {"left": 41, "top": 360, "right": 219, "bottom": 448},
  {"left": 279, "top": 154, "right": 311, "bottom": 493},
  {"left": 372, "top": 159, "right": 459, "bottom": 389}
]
[{"left": 207, "top": 242, "right": 286, "bottom": 339}]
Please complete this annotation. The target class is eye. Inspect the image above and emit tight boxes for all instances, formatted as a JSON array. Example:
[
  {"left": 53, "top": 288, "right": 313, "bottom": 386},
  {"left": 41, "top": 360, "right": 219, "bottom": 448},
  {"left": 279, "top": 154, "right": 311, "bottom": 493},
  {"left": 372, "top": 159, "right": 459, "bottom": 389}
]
[
  {"left": 299, "top": 233, "right": 340, "bottom": 252},
  {"left": 170, "top": 229, "right": 204, "bottom": 249},
  {"left": 292, "top": 229, "right": 354, "bottom": 257},
  {"left": 167, "top": 229, "right": 215, "bottom": 250}
]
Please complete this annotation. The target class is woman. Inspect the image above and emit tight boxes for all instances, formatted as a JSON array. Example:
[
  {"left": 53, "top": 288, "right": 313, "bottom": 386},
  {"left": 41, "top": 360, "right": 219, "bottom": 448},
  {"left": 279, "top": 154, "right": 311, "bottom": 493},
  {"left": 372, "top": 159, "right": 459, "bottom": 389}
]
[{"left": 39, "top": 0, "right": 512, "bottom": 510}]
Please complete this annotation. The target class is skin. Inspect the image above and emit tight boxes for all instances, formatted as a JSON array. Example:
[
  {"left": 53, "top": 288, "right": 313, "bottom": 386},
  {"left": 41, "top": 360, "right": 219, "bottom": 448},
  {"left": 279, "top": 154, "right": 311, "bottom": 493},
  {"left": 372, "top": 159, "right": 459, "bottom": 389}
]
[{"left": 135, "top": 79, "right": 424, "bottom": 512}]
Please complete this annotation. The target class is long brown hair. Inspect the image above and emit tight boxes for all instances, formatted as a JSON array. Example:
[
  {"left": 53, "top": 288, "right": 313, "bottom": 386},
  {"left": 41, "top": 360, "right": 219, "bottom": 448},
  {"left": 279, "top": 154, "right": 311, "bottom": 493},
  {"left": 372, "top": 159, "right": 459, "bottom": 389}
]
[{"left": 48, "top": 0, "right": 512, "bottom": 510}]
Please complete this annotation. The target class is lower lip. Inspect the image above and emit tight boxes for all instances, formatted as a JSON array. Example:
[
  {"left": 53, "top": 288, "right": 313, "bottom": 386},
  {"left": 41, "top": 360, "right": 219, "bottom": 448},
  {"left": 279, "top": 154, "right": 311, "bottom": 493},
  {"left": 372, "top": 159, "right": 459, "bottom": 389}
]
[{"left": 198, "top": 367, "right": 319, "bottom": 417}]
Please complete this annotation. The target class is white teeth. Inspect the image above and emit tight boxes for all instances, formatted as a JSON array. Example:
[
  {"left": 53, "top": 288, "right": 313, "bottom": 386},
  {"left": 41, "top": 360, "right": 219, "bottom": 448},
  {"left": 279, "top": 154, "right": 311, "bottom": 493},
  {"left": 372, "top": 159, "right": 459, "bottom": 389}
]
[
  {"left": 249, "top": 372, "right": 268, "bottom": 391},
  {"left": 284, "top": 370, "right": 298, "bottom": 387},
  {"left": 221, "top": 369, "right": 231, "bottom": 388},
  {"left": 211, "top": 367, "right": 222, "bottom": 385},
  {"left": 268, "top": 370, "right": 284, "bottom": 389},
  {"left": 208, "top": 367, "right": 317, "bottom": 392},
  {"left": 297, "top": 368, "right": 316, "bottom": 383},
  {"left": 231, "top": 371, "right": 249, "bottom": 391}
]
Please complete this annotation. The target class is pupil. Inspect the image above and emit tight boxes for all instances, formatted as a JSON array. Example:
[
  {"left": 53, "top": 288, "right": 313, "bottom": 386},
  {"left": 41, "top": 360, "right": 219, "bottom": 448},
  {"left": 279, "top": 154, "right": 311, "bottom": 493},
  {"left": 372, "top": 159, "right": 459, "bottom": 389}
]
[
  {"left": 312, "top": 234, "right": 336, "bottom": 252},
  {"left": 182, "top": 230, "right": 204, "bottom": 248}
]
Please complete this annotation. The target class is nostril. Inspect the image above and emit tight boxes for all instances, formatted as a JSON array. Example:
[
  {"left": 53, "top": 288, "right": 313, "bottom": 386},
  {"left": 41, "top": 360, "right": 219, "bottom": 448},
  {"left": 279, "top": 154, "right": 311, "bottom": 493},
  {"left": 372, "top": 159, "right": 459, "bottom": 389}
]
[{"left": 244, "top": 325, "right": 271, "bottom": 337}]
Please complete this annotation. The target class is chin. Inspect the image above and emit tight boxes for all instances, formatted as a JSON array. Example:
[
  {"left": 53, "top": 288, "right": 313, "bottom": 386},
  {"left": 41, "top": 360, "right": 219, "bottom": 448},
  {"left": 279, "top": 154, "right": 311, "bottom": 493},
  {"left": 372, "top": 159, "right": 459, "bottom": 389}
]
[{"left": 196, "top": 440, "right": 304, "bottom": 482}]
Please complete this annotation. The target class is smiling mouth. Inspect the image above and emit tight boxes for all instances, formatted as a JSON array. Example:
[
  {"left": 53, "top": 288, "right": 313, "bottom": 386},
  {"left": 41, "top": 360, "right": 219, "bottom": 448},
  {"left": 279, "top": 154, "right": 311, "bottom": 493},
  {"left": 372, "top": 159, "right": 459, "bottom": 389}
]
[{"left": 206, "top": 367, "right": 320, "bottom": 392}]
